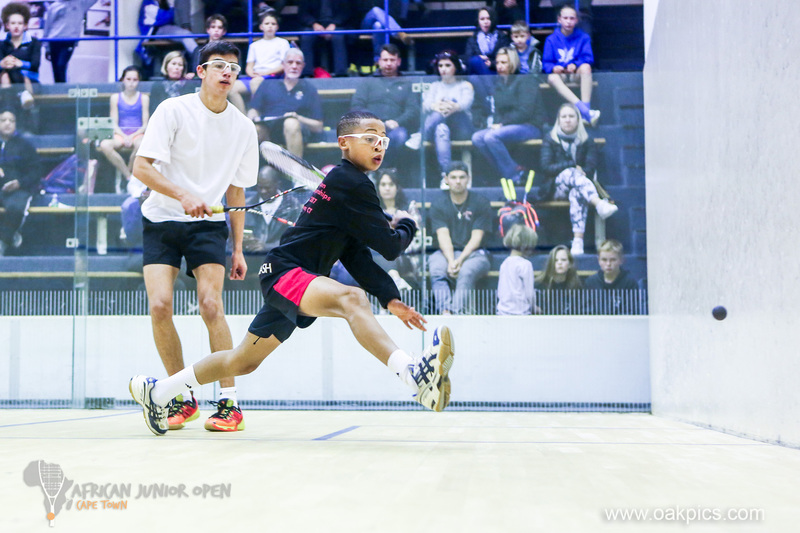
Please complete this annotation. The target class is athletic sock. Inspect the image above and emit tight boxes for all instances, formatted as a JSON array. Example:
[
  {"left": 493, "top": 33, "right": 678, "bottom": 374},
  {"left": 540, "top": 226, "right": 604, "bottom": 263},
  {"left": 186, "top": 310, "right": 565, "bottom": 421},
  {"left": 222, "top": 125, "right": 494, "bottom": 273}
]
[
  {"left": 151, "top": 367, "right": 201, "bottom": 407},
  {"left": 219, "top": 387, "right": 238, "bottom": 407},
  {"left": 388, "top": 349, "right": 418, "bottom": 391}
]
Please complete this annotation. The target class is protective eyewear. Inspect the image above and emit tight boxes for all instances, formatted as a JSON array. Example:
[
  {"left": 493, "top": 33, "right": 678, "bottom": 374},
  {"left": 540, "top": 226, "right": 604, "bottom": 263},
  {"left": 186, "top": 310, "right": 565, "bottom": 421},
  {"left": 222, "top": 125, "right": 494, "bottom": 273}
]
[
  {"left": 340, "top": 133, "right": 390, "bottom": 150},
  {"left": 201, "top": 59, "right": 242, "bottom": 75}
]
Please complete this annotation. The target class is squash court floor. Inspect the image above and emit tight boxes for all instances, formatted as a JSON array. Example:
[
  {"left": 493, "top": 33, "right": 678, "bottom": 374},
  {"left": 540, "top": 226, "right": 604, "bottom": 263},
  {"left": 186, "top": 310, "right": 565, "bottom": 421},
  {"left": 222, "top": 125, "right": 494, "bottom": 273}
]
[{"left": 1, "top": 409, "right": 798, "bottom": 532}]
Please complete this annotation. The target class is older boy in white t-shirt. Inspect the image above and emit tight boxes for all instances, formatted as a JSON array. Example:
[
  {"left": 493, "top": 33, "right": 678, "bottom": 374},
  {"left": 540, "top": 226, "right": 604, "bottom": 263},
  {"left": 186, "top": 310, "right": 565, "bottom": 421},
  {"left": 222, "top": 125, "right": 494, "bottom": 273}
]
[{"left": 132, "top": 40, "right": 258, "bottom": 433}]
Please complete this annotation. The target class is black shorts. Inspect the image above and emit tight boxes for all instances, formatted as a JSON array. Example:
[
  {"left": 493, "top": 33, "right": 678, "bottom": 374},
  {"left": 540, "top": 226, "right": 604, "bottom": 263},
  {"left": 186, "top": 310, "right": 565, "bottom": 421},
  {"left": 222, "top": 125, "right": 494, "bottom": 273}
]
[
  {"left": 248, "top": 262, "right": 319, "bottom": 342},
  {"left": 142, "top": 217, "right": 229, "bottom": 277}
]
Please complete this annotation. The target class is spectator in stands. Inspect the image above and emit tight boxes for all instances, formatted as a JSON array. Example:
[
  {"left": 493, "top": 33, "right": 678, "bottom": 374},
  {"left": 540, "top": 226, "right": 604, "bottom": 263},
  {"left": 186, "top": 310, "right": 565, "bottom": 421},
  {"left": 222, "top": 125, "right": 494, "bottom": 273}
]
[
  {"left": 429, "top": 162, "right": 492, "bottom": 315},
  {"left": 510, "top": 20, "right": 542, "bottom": 75},
  {"left": 357, "top": 0, "right": 413, "bottom": 64},
  {"left": 550, "top": 0, "right": 593, "bottom": 37},
  {"left": 242, "top": 165, "right": 305, "bottom": 253},
  {"left": 137, "top": 0, "right": 198, "bottom": 73},
  {"left": 0, "top": 108, "right": 37, "bottom": 256},
  {"left": 471, "top": 46, "right": 543, "bottom": 187},
  {"left": 245, "top": 9, "right": 291, "bottom": 96},
  {"left": 247, "top": 48, "right": 323, "bottom": 157},
  {"left": 496, "top": 223, "right": 538, "bottom": 315},
  {"left": 539, "top": 103, "right": 616, "bottom": 256},
  {"left": 351, "top": 44, "right": 418, "bottom": 172},
  {"left": 204, "top": 1, "right": 283, "bottom": 34},
  {"left": 422, "top": 50, "right": 474, "bottom": 185},
  {"left": 43, "top": 0, "right": 95, "bottom": 83},
  {"left": 297, "top": 0, "right": 350, "bottom": 78},
  {"left": 464, "top": 7, "right": 509, "bottom": 76},
  {"left": 188, "top": 14, "right": 247, "bottom": 113},
  {"left": 375, "top": 167, "right": 419, "bottom": 290},
  {"left": 97, "top": 66, "right": 150, "bottom": 192},
  {"left": 542, "top": 4, "right": 600, "bottom": 126},
  {"left": 535, "top": 244, "right": 583, "bottom": 314},
  {"left": 0, "top": 3, "right": 40, "bottom": 110},
  {"left": 148, "top": 51, "right": 199, "bottom": 115},
  {"left": 585, "top": 239, "right": 638, "bottom": 290}
]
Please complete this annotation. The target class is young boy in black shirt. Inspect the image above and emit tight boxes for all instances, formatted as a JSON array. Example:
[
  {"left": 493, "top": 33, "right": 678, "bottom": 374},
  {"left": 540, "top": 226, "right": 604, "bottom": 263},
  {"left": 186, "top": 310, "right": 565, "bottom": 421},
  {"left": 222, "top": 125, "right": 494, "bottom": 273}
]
[{"left": 130, "top": 111, "right": 455, "bottom": 435}]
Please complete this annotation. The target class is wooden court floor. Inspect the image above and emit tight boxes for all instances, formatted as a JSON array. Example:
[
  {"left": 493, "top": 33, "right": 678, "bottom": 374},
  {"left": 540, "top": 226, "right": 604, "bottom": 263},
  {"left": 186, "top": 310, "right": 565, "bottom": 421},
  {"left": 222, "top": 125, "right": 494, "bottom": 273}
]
[{"left": 1, "top": 410, "right": 798, "bottom": 532}]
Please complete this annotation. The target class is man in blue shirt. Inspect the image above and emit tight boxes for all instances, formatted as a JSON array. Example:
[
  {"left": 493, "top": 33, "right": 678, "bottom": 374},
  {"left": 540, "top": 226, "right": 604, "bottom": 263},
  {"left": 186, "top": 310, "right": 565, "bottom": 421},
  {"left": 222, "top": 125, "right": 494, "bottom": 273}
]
[
  {"left": 247, "top": 48, "right": 324, "bottom": 157},
  {"left": 542, "top": 4, "right": 600, "bottom": 126}
]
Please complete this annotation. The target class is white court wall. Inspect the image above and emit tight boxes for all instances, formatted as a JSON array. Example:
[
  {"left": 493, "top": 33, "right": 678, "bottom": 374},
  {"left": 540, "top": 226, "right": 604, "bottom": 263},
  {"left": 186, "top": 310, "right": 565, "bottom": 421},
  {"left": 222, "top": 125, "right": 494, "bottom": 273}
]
[
  {"left": 0, "top": 316, "right": 650, "bottom": 406},
  {"left": 645, "top": 0, "right": 800, "bottom": 446}
]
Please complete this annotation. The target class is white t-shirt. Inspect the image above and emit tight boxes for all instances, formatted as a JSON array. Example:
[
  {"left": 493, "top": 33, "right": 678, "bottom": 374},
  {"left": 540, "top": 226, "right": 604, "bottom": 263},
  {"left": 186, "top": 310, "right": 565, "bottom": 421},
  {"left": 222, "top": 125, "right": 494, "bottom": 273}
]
[
  {"left": 246, "top": 37, "right": 291, "bottom": 74},
  {"left": 137, "top": 93, "right": 259, "bottom": 223}
]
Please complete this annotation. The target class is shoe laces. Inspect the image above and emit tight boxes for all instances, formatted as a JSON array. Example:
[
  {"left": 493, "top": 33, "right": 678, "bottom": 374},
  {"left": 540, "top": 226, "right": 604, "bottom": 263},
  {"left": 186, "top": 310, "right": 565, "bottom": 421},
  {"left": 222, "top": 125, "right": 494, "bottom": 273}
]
[
  {"left": 168, "top": 396, "right": 195, "bottom": 417},
  {"left": 208, "top": 399, "right": 240, "bottom": 420}
]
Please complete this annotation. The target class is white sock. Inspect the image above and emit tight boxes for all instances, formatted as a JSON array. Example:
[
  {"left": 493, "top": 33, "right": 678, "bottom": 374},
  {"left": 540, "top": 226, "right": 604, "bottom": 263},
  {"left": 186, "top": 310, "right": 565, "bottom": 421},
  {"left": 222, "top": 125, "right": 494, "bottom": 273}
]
[
  {"left": 219, "top": 387, "right": 238, "bottom": 407},
  {"left": 388, "top": 349, "right": 418, "bottom": 391},
  {"left": 151, "top": 367, "right": 201, "bottom": 407}
]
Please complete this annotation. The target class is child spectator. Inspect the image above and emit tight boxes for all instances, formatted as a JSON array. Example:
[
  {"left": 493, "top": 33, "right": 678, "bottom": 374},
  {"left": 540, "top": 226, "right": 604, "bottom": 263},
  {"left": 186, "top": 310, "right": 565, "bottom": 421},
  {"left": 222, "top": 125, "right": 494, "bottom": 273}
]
[
  {"left": 543, "top": 4, "right": 599, "bottom": 126},
  {"left": 0, "top": 3, "right": 41, "bottom": 110},
  {"left": 245, "top": 9, "right": 291, "bottom": 97},
  {"left": 585, "top": 239, "right": 638, "bottom": 290},
  {"left": 98, "top": 66, "right": 150, "bottom": 192},
  {"left": 471, "top": 47, "right": 543, "bottom": 187},
  {"left": 509, "top": 20, "right": 542, "bottom": 75},
  {"left": 422, "top": 50, "right": 474, "bottom": 184},
  {"left": 189, "top": 14, "right": 247, "bottom": 113},
  {"left": 43, "top": 0, "right": 96, "bottom": 83},
  {"left": 539, "top": 103, "right": 616, "bottom": 256},
  {"left": 148, "top": 51, "right": 198, "bottom": 115},
  {"left": 496, "top": 224, "right": 538, "bottom": 315},
  {"left": 535, "top": 244, "right": 583, "bottom": 314}
]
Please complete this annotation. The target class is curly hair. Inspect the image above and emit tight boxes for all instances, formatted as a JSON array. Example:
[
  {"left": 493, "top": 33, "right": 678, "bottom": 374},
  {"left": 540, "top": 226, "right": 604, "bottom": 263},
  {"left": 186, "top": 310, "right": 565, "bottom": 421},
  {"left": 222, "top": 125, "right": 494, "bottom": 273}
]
[{"left": 2, "top": 2, "right": 31, "bottom": 25}]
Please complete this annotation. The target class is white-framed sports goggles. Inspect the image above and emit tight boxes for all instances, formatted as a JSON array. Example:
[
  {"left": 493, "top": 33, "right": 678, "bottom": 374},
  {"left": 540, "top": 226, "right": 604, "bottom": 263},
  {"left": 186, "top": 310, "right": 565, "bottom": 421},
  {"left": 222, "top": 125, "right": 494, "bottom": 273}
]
[
  {"left": 201, "top": 59, "right": 242, "bottom": 75},
  {"left": 340, "top": 133, "right": 390, "bottom": 150}
]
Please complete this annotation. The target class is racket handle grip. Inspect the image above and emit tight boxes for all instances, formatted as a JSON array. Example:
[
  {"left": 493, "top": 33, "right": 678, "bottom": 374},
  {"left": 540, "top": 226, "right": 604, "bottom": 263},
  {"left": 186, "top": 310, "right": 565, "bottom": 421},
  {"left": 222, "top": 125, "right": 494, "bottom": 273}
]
[{"left": 210, "top": 206, "right": 225, "bottom": 214}]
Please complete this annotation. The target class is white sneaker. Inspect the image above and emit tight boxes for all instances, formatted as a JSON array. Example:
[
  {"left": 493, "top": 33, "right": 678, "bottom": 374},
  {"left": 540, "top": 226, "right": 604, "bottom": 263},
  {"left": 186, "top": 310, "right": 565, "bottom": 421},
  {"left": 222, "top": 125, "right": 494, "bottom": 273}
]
[
  {"left": 129, "top": 375, "right": 168, "bottom": 436},
  {"left": 596, "top": 199, "right": 618, "bottom": 220},
  {"left": 404, "top": 132, "right": 421, "bottom": 150},
  {"left": 413, "top": 326, "right": 455, "bottom": 412},
  {"left": 12, "top": 231, "right": 22, "bottom": 248},
  {"left": 19, "top": 90, "right": 34, "bottom": 109},
  {"left": 571, "top": 238, "right": 584, "bottom": 256}
]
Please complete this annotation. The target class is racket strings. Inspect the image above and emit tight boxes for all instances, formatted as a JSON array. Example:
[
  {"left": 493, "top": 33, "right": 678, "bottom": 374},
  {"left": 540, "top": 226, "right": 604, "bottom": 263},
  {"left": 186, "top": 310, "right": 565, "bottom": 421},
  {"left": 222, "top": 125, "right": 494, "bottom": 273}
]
[{"left": 39, "top": 463, "right": 65, "bottom": 495}]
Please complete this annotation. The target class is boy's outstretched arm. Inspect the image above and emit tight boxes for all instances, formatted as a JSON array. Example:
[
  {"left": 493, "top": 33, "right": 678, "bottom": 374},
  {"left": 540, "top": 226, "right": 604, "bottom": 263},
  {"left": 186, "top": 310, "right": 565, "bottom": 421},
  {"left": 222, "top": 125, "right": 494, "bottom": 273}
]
[{"left": 387, "top": 299, "right": 427, "bottom": 331}]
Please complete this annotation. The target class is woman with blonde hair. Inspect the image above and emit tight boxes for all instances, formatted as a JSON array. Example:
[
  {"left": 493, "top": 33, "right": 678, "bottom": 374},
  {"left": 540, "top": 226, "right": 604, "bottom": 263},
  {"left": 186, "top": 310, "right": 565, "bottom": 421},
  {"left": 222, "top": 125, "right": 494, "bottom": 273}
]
[
  {"left": 539, "top": 103, "right": 617, "bottom": 256},
  {"left": 148, "top": 51, "right": 198, "bottom": 114}
]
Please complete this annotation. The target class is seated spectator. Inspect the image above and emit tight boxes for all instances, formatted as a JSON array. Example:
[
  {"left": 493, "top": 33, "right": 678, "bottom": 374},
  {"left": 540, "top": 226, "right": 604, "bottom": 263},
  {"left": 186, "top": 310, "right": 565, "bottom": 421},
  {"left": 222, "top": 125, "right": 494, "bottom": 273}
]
[
  {"left": 496, "top": 223, "right": 538, "bottom": 315},
  {"left": 422, "top": 50, "right": 474, "bottom": 185},
  {"left": 242, "top": 165, "right": 305, "bottom": 253},
  {"left": 374, "top": 167, "right": 419, "bottom": 290},
  {"left": 429, "top": 162, "right": 492, "bottom": 315},
  {"left": 245, "top": 9, "right": 291, "bottom": 96},
  {"left": 550, "top": 0, "right": 593, "bottom": 36},
  {"left": 351, "top": 44, "right": 419, "bottom": 172},
  {"left": 539, "top": 103, "right": 616, "bottom": 256},
  {"left": 297, "top": 0, "right": 350, "bottom": 78},
  {"left": 97, "top": 66, "right": 150, "bottom": 192},
  {"left": 189, "top": 14, "right": 247, "bottom": 113},
  {"left": 585, "top": 239, "right": 639, "bottom": 314},
  {"left": 535, "top": 244, "right": 584, "bottom": 314},
  {"left": 585, "top": 239, "right": 638, "bottom": 290},
  {"left": 358, "top": 0, "right": 412, "bottom": 64},
  {"left": 43, "top": 0, "right": 96, "bottom": 83},
  {"left": 148, "top": 51, "right": 199, "bottom": 115},
  {"left": 0, "top": 108, "right": 37, "bottom": 256},
  {"left": 203, "top": 1, "right": 283, "bottom": 34},
  {"left": 137, "top": 0, "right": 198, "bottom": 73},
  {"left": 0, "top": 3, "right": 40, "bottom": 110},
  {"left": 464, "top": 7, "right": 509, "bottom": 76},
  {"left": 543, "top": 4, "right": 600, "bottom": 126},
  {"left": 247, "top": 48, "right": 323, "bottom": 157},
  {"left": 509, "top": 20, "right": 542, "bottom": 75},
  {"left": 471, "top": 46, "right": 543, "bottom": 187}
]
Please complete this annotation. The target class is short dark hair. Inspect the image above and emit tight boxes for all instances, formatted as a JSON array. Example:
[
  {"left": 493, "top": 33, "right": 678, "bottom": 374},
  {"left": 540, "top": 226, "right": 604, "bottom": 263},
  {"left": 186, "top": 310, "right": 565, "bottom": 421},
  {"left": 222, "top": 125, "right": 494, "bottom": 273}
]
[
  {"left": 198, "top": 40, "right": 240, "bottom": 65},
  {"left": 337, "top": 111, "right": 381, "bottom": 136},
  {"left": 446, "top": 161, "right": 470, "bottom": 176},
  {"left": 2, "top": 2, "right": 30, "bottom": 25},
  {"left": 119, "top": 65, "right": 142, "bottom": 82},
  {"left": 259, "top": 8, "right": 280, "bottom": 25},
  {"left": 379, "top": 43, "right": 400, "bottom": 57},
  {"left": 205, "top": 14, "right": 227, "bottom": 31}
]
